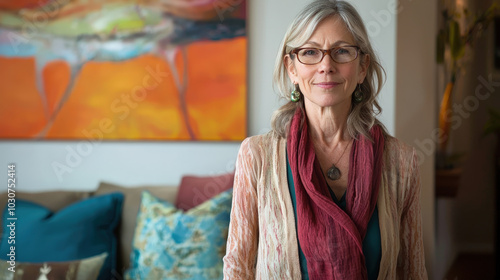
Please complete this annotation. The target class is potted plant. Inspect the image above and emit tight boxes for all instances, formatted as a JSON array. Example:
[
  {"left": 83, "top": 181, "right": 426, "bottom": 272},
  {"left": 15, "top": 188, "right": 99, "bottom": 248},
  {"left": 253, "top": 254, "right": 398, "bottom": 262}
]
[{"left": 435, "top": 3, "right": 496, "bottom": 197}]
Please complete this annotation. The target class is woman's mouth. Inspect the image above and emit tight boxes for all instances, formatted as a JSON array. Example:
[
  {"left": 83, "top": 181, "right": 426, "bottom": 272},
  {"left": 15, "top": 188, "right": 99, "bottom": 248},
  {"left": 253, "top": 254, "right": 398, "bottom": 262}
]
[{"left": 314, "top": 82, "right": 340, "bottom": 89}]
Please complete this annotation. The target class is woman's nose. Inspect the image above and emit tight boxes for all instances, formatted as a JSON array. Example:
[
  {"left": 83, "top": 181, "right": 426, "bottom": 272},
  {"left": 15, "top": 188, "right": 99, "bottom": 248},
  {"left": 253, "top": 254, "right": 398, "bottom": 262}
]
[{"left": 318, "top": 53, "right": 336, "bottom": 73}]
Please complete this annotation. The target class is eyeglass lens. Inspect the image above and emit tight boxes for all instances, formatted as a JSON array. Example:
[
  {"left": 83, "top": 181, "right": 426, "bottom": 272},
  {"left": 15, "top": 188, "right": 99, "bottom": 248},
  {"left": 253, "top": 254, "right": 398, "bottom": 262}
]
[{"left": 297, "top": 47, "right": 358, "bottom": 64}]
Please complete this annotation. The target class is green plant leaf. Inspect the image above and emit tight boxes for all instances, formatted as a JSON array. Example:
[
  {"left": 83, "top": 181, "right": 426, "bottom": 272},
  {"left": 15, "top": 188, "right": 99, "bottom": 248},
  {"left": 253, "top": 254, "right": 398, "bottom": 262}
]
[{"left": 449, "top": 20, "right": 465, "bottom": 60}]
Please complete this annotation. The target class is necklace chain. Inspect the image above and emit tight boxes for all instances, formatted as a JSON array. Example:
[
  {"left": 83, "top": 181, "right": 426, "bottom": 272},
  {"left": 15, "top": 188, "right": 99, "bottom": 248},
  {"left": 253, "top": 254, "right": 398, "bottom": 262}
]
[
  {"left": 326, "top": 139, "right": 352, "bottom": 181},
  {"left": 334, "top": 139, "right": 351, "bottom": 165}
]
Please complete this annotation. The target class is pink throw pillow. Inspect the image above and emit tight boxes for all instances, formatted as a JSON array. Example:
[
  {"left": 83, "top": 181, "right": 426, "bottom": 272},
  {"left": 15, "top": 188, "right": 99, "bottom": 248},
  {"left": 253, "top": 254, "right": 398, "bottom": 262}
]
[{"left": 175, "top": 172, "right": 235, "bottom": 211}]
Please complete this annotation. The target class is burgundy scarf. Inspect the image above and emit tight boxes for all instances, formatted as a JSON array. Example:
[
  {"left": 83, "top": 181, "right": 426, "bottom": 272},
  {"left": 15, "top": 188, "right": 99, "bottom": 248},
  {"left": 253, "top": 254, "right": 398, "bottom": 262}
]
[{"left": 287, "top": 108, "right": 385, "bottom": 279}]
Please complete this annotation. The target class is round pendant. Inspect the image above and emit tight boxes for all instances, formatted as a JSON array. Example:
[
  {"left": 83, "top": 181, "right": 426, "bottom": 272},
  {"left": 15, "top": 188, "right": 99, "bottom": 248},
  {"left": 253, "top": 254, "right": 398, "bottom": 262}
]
[{"left": 327, "top": 165, "right": 341, "bottom": 180}]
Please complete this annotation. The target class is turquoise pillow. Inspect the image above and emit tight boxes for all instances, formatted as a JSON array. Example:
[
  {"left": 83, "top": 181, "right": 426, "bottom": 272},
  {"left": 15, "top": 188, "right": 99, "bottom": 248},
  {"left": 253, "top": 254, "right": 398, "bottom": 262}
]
[
  {"left": 126, "top": 189, "right": 232, "bottom": 280},
  {"left": 0, "top": 193, "right": 123, "bottom": 280}
]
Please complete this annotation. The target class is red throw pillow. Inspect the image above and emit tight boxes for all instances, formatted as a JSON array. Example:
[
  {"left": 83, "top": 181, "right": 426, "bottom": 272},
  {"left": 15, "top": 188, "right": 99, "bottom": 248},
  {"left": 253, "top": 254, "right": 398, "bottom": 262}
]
[{"left": 175, "top": 172, "right": 235, "bottom": 211}]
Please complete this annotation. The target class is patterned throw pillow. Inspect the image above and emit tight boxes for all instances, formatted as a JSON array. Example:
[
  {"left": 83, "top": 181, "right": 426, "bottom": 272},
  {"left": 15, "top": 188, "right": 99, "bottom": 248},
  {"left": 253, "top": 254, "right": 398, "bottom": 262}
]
[
  {"left": 126, "top": 189, "right": 232, "bottom": 280},
  {"left": 0, "top": 252, "right": 107, "bottom": 280}
]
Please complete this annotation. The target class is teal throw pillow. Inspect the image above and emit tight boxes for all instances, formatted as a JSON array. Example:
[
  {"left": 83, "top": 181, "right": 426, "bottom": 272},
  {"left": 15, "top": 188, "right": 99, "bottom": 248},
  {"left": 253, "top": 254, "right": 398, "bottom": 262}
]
[
  {"left": 125, "top": 189, "right": 232, "bottom": 280},
  {"left": 0, "top": 193, "right": 123, "bottom": 280}
]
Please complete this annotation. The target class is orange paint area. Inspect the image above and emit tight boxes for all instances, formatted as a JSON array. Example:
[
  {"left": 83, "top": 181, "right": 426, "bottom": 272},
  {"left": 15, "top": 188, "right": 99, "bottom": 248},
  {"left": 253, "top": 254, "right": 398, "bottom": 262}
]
[{"left": 0, "top": 37, "right": 247, "bottom": 141}]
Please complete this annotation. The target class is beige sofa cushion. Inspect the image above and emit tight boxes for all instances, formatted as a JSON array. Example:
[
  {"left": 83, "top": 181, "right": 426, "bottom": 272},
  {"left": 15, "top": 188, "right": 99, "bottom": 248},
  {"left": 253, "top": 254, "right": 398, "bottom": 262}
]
[{"left": 94, "top": 182, "right": 178, "bottom": 274}]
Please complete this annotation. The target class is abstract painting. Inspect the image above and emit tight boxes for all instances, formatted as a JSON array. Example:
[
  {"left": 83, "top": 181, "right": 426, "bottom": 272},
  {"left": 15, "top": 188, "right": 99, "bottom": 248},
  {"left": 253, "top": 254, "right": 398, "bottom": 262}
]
[{"left": 0, "top": 0, "right": 247, "bottom": 141}]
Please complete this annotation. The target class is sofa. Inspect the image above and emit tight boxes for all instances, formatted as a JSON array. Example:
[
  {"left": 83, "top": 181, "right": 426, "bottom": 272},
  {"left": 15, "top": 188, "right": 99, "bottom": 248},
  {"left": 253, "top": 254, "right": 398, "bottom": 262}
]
[{"left": 0, "top": 172, "right": 234, "bottom": 280}]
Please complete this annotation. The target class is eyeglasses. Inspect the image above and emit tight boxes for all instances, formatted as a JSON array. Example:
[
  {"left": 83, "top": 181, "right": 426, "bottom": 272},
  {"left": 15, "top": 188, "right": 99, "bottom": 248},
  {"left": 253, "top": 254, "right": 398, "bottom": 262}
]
[{"left": 290, "top": 46, "right": 361, "bottom": 65}]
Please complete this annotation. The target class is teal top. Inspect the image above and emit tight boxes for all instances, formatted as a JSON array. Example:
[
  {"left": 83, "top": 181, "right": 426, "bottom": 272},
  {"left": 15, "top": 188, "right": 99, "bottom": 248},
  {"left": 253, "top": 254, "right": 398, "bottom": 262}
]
[{"left": 286, "top": 153, "right": 381, "bottom": 280}]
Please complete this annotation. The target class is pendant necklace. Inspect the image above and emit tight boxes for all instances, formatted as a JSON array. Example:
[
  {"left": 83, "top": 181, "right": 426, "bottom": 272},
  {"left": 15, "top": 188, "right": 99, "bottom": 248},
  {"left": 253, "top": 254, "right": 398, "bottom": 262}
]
[{"left": 326, "top": 140, "right": 352, "bottom": 181}]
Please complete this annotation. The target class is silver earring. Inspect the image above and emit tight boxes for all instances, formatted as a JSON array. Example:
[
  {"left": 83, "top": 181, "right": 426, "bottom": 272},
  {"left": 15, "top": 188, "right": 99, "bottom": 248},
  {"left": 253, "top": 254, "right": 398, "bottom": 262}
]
[
  {"left": 353, "top": 84, "right": 363, "bottom": 103},
  {"left": 291, "top": 84, "right": 301, "bottom": 102}
]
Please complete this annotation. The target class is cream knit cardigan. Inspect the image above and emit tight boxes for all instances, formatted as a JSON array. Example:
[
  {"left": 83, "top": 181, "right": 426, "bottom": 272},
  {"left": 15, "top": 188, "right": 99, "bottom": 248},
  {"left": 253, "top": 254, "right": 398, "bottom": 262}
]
[{"left": 223, "top": 132, "right": 428, "bottom": 279}]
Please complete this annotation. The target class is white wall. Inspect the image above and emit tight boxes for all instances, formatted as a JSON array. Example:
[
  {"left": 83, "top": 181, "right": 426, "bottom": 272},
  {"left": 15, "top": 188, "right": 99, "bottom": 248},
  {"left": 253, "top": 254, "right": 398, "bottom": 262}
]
[
  {"left": 394, "top": 0, "right": 436, "bottom": 278},
  {"left": 0, "top": 0, "right": 397, "bottom": 192}
]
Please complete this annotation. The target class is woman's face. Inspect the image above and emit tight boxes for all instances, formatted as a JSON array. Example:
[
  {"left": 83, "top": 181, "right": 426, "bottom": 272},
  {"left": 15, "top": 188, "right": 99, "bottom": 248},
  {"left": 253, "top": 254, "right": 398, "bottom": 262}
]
[{"left": 285, "top": 15, "right": 369, "bottom": 110}]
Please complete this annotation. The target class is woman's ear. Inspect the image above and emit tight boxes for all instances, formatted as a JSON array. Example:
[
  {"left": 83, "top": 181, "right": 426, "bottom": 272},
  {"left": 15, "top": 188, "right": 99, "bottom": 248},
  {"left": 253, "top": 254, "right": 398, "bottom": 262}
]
[
  {"left": 284, "top": 54, "right": 297, "bottom": 83},
  {"left": 358, "top": 54, "right": 370, "bottom": 84}
]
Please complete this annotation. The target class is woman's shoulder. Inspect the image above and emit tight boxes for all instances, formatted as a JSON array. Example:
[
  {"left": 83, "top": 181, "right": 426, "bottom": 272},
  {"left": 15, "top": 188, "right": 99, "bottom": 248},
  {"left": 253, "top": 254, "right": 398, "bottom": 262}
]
[
  {"left": 237, "top": 132, "right": 285, "bottom": 177},
  {"left": 241, "top": 131, "right": 283, "bottom": 153},
  {"left": 383, "top": 135, "right": 419, "bottom": 171},
  {"left": 384, "top": 135, "right": 416, "bottom": 158}
]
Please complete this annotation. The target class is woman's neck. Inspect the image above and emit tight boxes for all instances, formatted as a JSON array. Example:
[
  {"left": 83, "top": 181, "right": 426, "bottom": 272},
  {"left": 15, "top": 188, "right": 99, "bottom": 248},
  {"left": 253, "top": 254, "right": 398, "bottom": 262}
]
[{"left": 305, "top": 102, "right": 351, "bottom": 147}]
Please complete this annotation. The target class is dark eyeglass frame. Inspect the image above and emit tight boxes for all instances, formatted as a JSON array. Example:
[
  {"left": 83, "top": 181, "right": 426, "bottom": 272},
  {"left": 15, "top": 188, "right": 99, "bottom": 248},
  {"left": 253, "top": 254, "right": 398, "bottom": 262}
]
[{"left": 289, "top": 45, "right": 362, "bottom": 65}]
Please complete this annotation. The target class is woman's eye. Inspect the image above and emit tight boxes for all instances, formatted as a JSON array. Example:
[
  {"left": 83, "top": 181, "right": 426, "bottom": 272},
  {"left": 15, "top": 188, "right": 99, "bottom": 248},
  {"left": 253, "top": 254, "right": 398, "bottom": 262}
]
[
  {"left": 336, "top": 48, "right": 350, "bottom": 54},
  {"left": 302, "top": 49, "right": 319, "bottom": 56}
]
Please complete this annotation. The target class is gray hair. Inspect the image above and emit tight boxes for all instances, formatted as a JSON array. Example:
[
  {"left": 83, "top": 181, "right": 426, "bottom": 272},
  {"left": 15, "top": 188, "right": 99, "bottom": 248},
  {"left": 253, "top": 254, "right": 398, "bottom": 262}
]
[{"left": 271, "top": 0, "right": 387, "bottom": 140}]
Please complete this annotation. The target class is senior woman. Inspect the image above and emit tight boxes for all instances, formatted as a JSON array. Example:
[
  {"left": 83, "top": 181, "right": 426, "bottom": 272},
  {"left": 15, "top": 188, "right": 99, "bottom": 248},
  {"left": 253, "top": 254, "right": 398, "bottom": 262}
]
[{"left": 223, "top": 0, "right": 427, "bottom": 279}]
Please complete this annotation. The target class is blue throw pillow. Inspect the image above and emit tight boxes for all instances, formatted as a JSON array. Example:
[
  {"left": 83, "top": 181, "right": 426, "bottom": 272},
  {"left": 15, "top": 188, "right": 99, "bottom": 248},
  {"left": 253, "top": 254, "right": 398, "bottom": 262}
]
[
  {"left": 125, "top": 189, "right": 232, "bottom": 280},
  {"left": 0, "top": 192, "right": 123, "bottom": 280}
]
